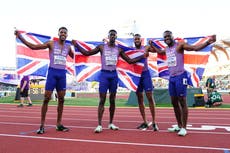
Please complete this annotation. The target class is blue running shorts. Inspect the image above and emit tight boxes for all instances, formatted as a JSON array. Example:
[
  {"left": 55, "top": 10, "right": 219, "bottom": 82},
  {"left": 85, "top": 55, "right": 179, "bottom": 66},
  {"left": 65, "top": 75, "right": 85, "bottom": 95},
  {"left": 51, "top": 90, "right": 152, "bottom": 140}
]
[
  {"left": 99, "top": 70, "right": 118, "bottom": 93},
  {"left": 45, "top": 67, "right": 67, "bottom": 91},
  {"left": 137, "top": 70, "right": 154, "bottom": 92},
  {"left": 168, "top": 71, "right": 188, "bottom": 97}
]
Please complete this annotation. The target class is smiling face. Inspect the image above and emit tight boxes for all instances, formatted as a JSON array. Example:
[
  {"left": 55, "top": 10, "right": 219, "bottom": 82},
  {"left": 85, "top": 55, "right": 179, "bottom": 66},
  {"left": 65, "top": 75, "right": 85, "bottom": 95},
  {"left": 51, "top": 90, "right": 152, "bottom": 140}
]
[
  {"left": 163, "top": 31, "right": 174, "bottom": 47},
  {"left": 58, "top": 27, "right": 68, "bottom": 41},
  {"left": 134, "top": 34, "right": 142, "bottom": 49}
]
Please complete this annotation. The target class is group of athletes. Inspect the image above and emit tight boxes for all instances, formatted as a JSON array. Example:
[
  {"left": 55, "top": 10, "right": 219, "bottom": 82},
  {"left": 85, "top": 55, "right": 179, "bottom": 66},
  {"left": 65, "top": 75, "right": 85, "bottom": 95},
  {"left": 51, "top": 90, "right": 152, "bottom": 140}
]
[{"left": 15, "top": 27, "right": 216, "bottom": 136}]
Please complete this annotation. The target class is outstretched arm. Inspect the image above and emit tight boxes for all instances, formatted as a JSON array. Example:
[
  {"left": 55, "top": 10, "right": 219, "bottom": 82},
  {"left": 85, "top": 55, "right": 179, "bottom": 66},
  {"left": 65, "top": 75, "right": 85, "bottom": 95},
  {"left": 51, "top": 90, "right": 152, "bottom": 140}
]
[
  {"left": 71, "top": 40, "right": 100, "bottom": 56},
  {"left": 119, "top": 48, "right": 146, "bottom": 64},
  {"left": 182, "top": 35, "right": 216, "bottom": 51},
  {"left": 148, "top": 40, "right": 166, "bottom": 54},
  {"left": 15, "top": 30, "right": 50, "bottom": 50}
]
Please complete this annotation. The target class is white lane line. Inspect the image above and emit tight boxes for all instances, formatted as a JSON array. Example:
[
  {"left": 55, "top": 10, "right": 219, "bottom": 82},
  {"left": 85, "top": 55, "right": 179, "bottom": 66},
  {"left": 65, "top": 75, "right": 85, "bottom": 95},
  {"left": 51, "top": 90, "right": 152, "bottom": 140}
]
[{"left": 0, "top": 133, "right": 229, "bottom": 151}]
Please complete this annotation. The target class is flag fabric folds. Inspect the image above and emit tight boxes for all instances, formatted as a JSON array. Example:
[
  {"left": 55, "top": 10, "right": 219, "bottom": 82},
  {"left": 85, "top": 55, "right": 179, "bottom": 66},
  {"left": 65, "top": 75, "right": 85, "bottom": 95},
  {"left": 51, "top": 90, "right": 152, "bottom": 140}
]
[
  {"left": 16, "top": 31, "right": 74, "bottom": 77},
  {"left": 16, "top": 30, "right": 212, "bottom": 90},
  {"left": 74, "top": 40, "right": 145, "bottom": 91},
  {"left": 149, "top": 36, "right": 212, "bottom": 87}
]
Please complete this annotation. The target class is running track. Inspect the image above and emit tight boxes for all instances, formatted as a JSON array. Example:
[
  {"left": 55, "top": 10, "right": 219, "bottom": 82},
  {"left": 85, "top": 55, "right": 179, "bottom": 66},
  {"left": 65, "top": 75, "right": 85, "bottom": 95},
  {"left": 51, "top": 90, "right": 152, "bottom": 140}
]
[{"left": 0, "top": 104, "right": 230, "bottom": 153}]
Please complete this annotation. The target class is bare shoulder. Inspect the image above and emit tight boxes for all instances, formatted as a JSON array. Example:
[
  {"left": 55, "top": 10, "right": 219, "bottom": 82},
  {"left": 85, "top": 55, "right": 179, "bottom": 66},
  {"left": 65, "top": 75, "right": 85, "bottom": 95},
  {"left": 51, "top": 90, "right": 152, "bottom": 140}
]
[{"left": 98, "top": 44, "right": 104, "bottom": 50}]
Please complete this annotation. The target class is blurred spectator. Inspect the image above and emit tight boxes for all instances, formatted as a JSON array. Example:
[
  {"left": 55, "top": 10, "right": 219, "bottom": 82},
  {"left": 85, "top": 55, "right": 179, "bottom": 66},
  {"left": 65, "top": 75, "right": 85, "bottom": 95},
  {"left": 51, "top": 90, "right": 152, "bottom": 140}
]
[{"left": 17, "top": 75, "right": 33, "bottom": 107}]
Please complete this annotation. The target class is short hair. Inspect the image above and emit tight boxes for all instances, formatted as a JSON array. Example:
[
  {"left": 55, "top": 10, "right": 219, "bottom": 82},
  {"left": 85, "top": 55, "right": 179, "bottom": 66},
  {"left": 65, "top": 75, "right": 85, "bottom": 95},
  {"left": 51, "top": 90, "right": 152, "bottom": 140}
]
[
  {"left": 163, "top": 30, "right": 172, "bottom": 35},
  {"left": 59, "top": 27, "right": 68, "bottom": 32},
  {"left": 108, "top": 29, "right": 117, "bottom": 34},
  {"left": 134, "top": 33, "right": 141, "bottom": 37}
]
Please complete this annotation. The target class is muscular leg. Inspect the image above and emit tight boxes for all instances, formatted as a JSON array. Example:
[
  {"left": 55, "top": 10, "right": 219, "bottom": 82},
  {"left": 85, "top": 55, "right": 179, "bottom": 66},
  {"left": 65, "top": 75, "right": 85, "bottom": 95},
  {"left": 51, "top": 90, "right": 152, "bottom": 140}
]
[
  {"left": 109, "top": 92, "right": 116, "bottom": 124},
  {"left": 40, "top": 90, "right": 52, "bottom": 127},
  {"left": 56, "top": 90, "right": 66, "bottom": 126},
  {"left": 136, "top": 92, "right": 147, "bottom": 123},
  {"left": 98, "top": 93, "right": 106, "bottom": 125},
  {"left": 145, "top": 91, "right": 156, "bottom": 123},
  {"left": 178, "top": 96, "right": 188, "bottom": 129},
  {"left": 171, "top": 96, "right": 182, "bottom": 128}
]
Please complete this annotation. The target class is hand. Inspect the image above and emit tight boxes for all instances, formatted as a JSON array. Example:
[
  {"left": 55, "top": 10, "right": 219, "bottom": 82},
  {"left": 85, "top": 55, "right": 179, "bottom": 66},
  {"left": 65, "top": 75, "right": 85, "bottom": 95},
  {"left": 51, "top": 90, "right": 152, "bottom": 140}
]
[
  {"left": 143, "top": 51, "right": 149, "bottom": 58},
  {"left": 148, "top": 39, "right": 153, "bottom": 45},
  {"left": 14, "top": 30, "right": 20, "bottom": 38},
  {"left": 208, "top": 35, "right": 216, "bottom": 44},
  {"left": 71, "top": 40, "right": 77, "bottom": 46}
]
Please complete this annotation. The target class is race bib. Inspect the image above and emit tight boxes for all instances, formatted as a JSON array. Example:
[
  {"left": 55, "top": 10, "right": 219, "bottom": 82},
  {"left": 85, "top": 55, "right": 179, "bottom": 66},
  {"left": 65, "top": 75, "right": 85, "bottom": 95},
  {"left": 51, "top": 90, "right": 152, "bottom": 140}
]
[
  {"left": 105, "top": 50, "right": 117, "bottom": 66},
  {"left": 54, "top": 55, "right": 66, "bottom": 65},
  {"left": 167, "top": 55, "right": 177, "bottom": 67},
  {"left": 54, "top": 48, "right": 61, "bottom": 54}
]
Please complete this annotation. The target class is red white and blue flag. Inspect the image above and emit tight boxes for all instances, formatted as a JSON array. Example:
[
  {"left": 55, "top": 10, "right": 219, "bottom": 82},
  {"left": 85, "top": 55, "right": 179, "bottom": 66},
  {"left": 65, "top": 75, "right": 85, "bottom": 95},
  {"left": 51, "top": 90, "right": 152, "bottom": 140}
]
[
  {"left": 16, "top": 31, "right": 74, "bottom": 77},
  {"left": 16, "top": 30, "right": 212, "bottom": 90},
  {"left": 74, "top": 39, "right": 145, "bottom": 91},
  {"left": 148, "top": 36, "right": 212, "bottom": 87}
]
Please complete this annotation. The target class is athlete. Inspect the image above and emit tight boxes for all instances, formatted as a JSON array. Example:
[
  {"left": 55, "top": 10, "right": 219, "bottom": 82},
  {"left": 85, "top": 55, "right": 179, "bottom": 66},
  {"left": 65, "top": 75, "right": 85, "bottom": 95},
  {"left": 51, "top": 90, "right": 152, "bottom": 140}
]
[
  {"left": 133, "top": 34, "right": 158, "bottom": 131},
  {"left": 72, "top": 29, "right": 147, "bottom": 133},
  {"left": 149, "top": 30, "right": 216, "bottom": 136},
  {"left": 15, "top": 27, "right": 74, "bottom": 134}
]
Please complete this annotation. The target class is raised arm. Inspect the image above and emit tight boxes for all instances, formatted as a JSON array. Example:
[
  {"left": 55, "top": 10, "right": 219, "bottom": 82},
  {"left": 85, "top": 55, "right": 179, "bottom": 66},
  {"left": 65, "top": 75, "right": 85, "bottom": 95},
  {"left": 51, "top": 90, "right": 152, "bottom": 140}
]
[
  {"left": 182, "top": 35, "right": 216, "bottom": 51},
  {"left": 119, "top": 48, "right": 146, "bottom": 64},
  {"left": 68, "top": 47, "right": 74, "bottom": 59},
  {"left": 15, "top": 30, "right": 50, "bottom": 50},
  {"left": 148, "top": 40, "right": 166, "bottom": 54},
  {"left": 71, "top": 40, "right": 100, "bottom": 56}
]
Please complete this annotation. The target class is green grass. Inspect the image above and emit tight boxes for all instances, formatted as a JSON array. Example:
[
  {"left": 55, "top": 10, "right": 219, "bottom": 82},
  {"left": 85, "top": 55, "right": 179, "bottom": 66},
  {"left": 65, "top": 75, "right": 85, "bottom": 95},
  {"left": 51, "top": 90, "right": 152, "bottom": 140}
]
[{"left": 1, "top": 93, "right": 230, "bottom": 108}]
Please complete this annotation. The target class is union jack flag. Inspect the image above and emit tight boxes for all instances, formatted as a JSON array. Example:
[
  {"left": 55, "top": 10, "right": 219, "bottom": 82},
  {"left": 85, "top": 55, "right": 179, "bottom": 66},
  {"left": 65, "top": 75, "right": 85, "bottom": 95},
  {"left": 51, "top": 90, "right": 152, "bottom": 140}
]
[
  {"left": 148, "top": 36, "right": 212, "bottom": 87},
  {"left": 16, "top": 31, "right": 75, "bottom": 77},
  {"left": 74, "top": 40, "right": 145, "bottom": 91},
  {"left": 117, "top": 38, "right": 158, "bottom": 78}
]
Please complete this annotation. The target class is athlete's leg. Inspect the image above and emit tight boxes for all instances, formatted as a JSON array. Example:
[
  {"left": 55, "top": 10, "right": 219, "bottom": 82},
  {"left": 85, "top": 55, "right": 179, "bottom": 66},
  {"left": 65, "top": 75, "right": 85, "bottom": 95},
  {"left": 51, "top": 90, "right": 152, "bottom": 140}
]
[{"left": 56, "top": 90, "right": 66, "bottom": 126}]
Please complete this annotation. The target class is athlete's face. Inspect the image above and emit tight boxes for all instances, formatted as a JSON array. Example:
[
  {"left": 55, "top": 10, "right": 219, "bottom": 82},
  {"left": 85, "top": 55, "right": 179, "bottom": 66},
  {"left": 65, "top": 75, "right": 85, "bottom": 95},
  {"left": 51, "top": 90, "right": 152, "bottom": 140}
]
[
  {"left": 58, "top": 29, "right": 68, "bottom": 41},
  {"left": 108, "top": 31, "right": 117, "bottom": 43},
  {"left": 134, "top": 36, "right": 142, "bottom": 48},
  {"left": 163, "top": 32, "right": 174, "bottom": 46}
]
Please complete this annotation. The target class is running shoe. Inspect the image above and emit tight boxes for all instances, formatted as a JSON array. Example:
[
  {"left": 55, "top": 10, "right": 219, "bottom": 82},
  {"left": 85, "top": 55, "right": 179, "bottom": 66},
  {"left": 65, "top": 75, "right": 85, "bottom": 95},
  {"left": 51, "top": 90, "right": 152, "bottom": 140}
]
[
  {"left": 168, "top": 125, "right": 180, "bottom": 132},
  {"left": 36, "top": 126, "right": 45, "bottom": 134},
  {"left": 94, "top": 125, "right": 103, "bottom": 133},
  {"left": 27, "top": 103, "right": 33, "bottom": 107},
  {"left": 56, "top": 125, "right": 69, "bottom": 132},
  {"left": 137, "top": 122, "right": 149, "bottom": 130},
  {"left": 178, "top": 128, "right": 187, "bottom": 136},
  {"left": 152, "top": 123, "right": 159, "bottom": 131},
  {"left": 108, "top": 123, "right": 119, "bottom": 130},
  {"left": 17, "top": 104, "right": 23, "bottom": 107}
]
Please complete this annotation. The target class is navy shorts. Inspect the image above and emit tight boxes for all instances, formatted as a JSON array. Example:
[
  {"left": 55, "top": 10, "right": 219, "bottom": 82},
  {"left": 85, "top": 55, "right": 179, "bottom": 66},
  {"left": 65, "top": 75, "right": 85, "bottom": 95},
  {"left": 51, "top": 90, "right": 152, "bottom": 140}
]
[
  {"left": 168, "top": 71, "right": 188, "bottom": 97},
  {"left": 20, "top": 89, "right": 29, "bottom": 97},
  {"left": 99, "top": 70, "right": 118, "bottom": 93},
  {"left": 45, "top": 67, "right": 67, "bottom": 91},
  {"left": 137, "top": 70, "right": 154, "bottom": 92}
]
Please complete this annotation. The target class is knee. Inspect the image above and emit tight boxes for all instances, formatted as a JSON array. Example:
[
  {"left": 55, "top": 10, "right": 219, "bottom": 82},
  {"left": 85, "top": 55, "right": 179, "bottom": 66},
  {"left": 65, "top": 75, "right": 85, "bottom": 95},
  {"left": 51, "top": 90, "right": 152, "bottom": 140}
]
[
  {"left": 44, "top": 95, "right": 51, "bottom": 103},
  {"left": 58, "top": 96, "right": 64, "bottom": 103}
]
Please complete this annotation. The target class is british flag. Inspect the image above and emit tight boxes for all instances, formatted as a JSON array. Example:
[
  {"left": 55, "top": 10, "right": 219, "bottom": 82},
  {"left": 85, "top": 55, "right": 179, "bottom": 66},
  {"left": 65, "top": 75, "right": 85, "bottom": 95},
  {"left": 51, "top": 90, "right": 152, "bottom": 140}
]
[
  {"left": 117, "top": 38, "right": 158, "bottom": 78},
  {"left": 16, "top": 31, "right": 75, "bottom": 77},
  {"left": 74, "top": 39, "right": 145, "bottom": 91},
  {"left": 148, "top": 36, "right": 212, "bottom": 87}
]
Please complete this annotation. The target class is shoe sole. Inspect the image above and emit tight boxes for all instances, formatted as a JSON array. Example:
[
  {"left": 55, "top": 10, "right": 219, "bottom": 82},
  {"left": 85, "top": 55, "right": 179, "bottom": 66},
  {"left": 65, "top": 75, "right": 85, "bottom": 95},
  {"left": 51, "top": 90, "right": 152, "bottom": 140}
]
[
  {"left": 168, "top": 129, "right": 180, "bottom": 132},
  {"left": 94, "top": 130, "right": 102, "bottom": 133},
  {"left": 109, "top": 128, "right": 119, "bottom": 130},
  {"left": 56, "top": 129, "right": 69, "bottom": 132},
  {"left": 178, "top": 133, "right": 187, "bottom": 136},
  {"left": 36, "top": 130, "right": 44, "bottom": 134}
]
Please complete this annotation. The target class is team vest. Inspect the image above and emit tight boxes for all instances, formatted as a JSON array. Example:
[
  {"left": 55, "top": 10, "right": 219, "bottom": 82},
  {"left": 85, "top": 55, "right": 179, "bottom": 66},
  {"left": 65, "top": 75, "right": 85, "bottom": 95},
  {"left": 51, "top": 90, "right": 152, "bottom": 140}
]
[
  {"left": 49, "top": 41, "right": 70, "bottom": 69},
  {"left": 101, "top": 44, "right": 119, "bottom": 71},
  {"left": 165, "top": 42, "right": 185, "bottom": 76}
]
